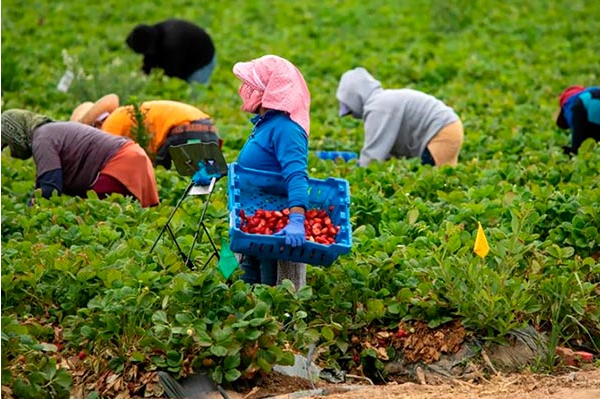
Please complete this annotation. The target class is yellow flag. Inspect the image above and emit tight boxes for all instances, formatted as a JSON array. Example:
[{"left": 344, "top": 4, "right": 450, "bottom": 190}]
[{"left": 474, "top": 221, "right": 490, "bottom": 258}]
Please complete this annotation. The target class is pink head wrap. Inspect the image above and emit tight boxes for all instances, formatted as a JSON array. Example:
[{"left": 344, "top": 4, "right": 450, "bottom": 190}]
[{"left": 233, "top": 54, "right": 311, "bottom": 135}]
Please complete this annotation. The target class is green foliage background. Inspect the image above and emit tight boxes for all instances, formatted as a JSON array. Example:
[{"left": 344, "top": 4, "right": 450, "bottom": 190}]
[{"left": 2, "top": 0, "right": 599, "bottom": 397}]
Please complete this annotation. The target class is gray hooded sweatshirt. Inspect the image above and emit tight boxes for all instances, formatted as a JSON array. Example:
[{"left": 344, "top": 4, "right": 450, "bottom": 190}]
[{"left": 336, "top": 67, "right": 459, "bottom": 166}]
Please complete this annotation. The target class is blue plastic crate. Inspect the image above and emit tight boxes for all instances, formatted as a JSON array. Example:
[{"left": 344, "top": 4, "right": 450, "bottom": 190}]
[
  {"left": 228, "top": 163, "right": 352, "bottom": 266},
  {"left": 315, "top": 151, "right": 358, "bottom": 162}
]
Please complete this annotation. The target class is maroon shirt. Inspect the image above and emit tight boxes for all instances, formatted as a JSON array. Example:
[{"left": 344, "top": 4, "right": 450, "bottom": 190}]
[{"left": 32, "top": 122, "right": 129, "bottom": 197}]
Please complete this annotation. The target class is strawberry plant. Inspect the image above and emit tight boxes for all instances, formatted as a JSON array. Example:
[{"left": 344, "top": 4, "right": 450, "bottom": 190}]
[{"left": 2, "top": 316, "right": 72, "bottom": 399}]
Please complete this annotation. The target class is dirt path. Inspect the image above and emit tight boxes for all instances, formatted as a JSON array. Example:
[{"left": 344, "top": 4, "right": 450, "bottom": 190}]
[{"left": 301, "top": 368, "right": 600, "bottom": 399}]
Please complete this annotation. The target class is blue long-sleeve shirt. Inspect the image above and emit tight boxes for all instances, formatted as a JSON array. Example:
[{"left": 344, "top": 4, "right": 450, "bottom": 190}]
[
  {"left": 562, "top": 86, "right": 600, "bottom": 128},
  {"left": 237, "top": 111, "right": 309, "bottom": 209}
]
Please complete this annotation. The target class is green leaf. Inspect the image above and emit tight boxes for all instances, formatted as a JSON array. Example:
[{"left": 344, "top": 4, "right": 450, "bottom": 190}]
[
  {"left": 212, "top": 326, "right": 234, "bottom": 343},
  {"left": 249, "top": 318, "right": 268, "bottom": 327},
  {"left": 171, "top": 327, "right": 185, "bottom": 335},
  {"left": 279, "top": 351, "right": 295, "bottom": 365},
  {"left": 195, "top": 329, "right": 213, "bottom": 347},
  {"left": 388, "top": 303, "right": 401, "bottom": 314},
  {"left": 152, "top": 310, "right": 168, "bottom": 325},
  {"left": 231, "top": 320, "right": 250, "bottom": 328},
  {"left": 162, "top": 295, "right": 170, "bottom": 310},
  {"left": 336, "top": 338, "right": 349, "bottom": 353},
  {"left": 321, "top": 326, "right": 335, "bottom": 341},
  {"left": 408, "top": 208, "right": 419, "bottom": 225},
  {"left": 223, "top": 353, "right": 241, "bottom": 369},
  {"left": 427, "top": 316, "right": 453, "bottom": 329},
  {"left": 561, "top": 246, "right": 574, "bottom": 258},
  {"left": 256, "top": 357, "right": 272, "bottom": 373},
  {"left": 166, "top": 350, "right": 182, "bottom": 367},
  {"left": 39, "top": 343, "right": 58, "bottom": 352},
  {"left": 211, "top": 367, "right": 224, "bottom": 384},
  {"left": 253, "top": 302, "right": 269, "bottom": 318},
  {"left": 53, "top": 369, "right": 72, "bottom": 390},
  {"left": 246, "top": 330, "right": 262, "bottom": 340},
  {"left": 210, "top": 346, "right": 228, "bottom": 357},
  {"left": 296, "top": 286, "right": 313, "bottom": 301},
  {"left": 130, "top": 351, "right": 145, "bottom": 362},
  {"left": 303, "top": 328, "right": 321, "bottom": 343},
  {"left": 80, "top": 325, "right": 95, "bottom": 339},
  {"left": 366, "top": 299, "right": 385, "bottom": 321},
  {"left": 151, "top": 355, "right": 167, "bottom": 368},
  {"left": 40, "top": 358, "right": 57, "bottom": 380},
  {"left": 296, "top": 310, "right": 308, "bottom": 319},
  {"left": 224, "top": 368, "right": 241, "bottom": 382},
  {"left": 175, "top": 313, "right": 192, "bottom": 325}
]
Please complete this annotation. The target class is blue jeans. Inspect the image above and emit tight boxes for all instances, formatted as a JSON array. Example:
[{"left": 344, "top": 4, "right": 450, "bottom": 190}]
[
  {"left": 187, "top": 54, "right": 217, "bottom": 84},
  {"left": 240, "top": 255, "right": 277, "bottom": 285},
  {"left": 420, "top": 147, "right": 436, "bottom": 166}
]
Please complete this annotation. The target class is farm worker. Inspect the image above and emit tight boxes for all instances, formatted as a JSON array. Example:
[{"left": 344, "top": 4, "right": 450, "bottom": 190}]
[
  {"left": 336, "top": 67, "right": 464, "bottom": 167},
  {"left": 232, "top": 54, "right": 311, "bottom": 288},
  {"left": 126, "top": 19, "right": 216, "bottom": 84},
  {"left": 555, "top": 85, "right": 600, "bottom": 154},
  {"left": 1, "top": 109, "right": 159, "bottom": 207},
  {"left": 70, "top": 94, "right": 222, "bottom": 169}
]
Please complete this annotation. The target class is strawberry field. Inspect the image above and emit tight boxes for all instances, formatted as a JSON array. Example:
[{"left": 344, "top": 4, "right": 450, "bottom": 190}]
[{"left": 1, "top": 1, "right": 599, "bottom": 398}]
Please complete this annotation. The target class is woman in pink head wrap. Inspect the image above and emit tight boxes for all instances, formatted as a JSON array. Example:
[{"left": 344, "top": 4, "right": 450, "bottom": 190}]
[{"left": 232, "top": 54, "right": 311, "bottom": 288}]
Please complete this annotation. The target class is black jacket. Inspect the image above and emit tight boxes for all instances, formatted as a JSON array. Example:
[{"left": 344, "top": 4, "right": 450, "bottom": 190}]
[{"left": 127, "top": 19, "right": 215, "bottom": 81}]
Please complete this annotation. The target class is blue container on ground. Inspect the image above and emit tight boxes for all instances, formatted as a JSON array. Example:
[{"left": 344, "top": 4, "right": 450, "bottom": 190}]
[
  {"left": 228, "top": 162, "right": 352, "bottom": 266},
  {"left": 315, "top": 151, "right": 358, "bottom": 162}
]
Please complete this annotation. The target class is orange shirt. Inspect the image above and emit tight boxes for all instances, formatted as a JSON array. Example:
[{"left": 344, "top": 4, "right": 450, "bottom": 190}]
[
  {"left": 99, "top": 142, "right": 160, "bottom": 207},
  {"left": 101, "top": 100, "right": 210, "bottom": 154}
]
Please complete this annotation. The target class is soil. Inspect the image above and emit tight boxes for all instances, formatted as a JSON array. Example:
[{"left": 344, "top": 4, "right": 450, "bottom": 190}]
[{"left": 240, "top": 368, "right": 600, "bottom": 399}]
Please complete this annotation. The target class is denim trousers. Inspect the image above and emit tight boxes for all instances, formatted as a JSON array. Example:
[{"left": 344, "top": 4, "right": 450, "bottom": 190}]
[
  {"left": 240, "top": 255, "right": 277, "bottom": 286},
  {"left": 420, "top": 147, "right": 436, "bottom": 166}
]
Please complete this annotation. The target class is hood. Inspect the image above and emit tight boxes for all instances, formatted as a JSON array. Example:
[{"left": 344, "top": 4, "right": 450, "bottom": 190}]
[{"left": 336, "top": 67, "right": 382, "bottom": 118}]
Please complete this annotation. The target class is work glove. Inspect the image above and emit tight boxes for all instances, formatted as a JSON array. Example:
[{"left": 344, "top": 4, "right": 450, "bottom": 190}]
[
  {"left": 192, "top": 162, "right": 220, "bottom": 186},
  {"left": 274, "top": 213, "right": 306, "bottom": 247}
]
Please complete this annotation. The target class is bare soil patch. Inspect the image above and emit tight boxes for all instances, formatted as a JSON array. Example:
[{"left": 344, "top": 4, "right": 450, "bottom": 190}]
[{"left": 243, "top": 368, "right": 600, "bottom": 399}]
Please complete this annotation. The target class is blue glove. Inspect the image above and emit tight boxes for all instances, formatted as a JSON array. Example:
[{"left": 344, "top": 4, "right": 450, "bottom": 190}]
[
  {"left": 274, "top": 213, "right": 306, "bottom": 247},
  {"left": 192, "top": 162, "right": 220, "bottom": 186}
]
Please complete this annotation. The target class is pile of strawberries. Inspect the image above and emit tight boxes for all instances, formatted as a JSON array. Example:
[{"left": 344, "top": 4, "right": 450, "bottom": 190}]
[{"left": 239, "top": 207, "right": 340, "bottom": 245}]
